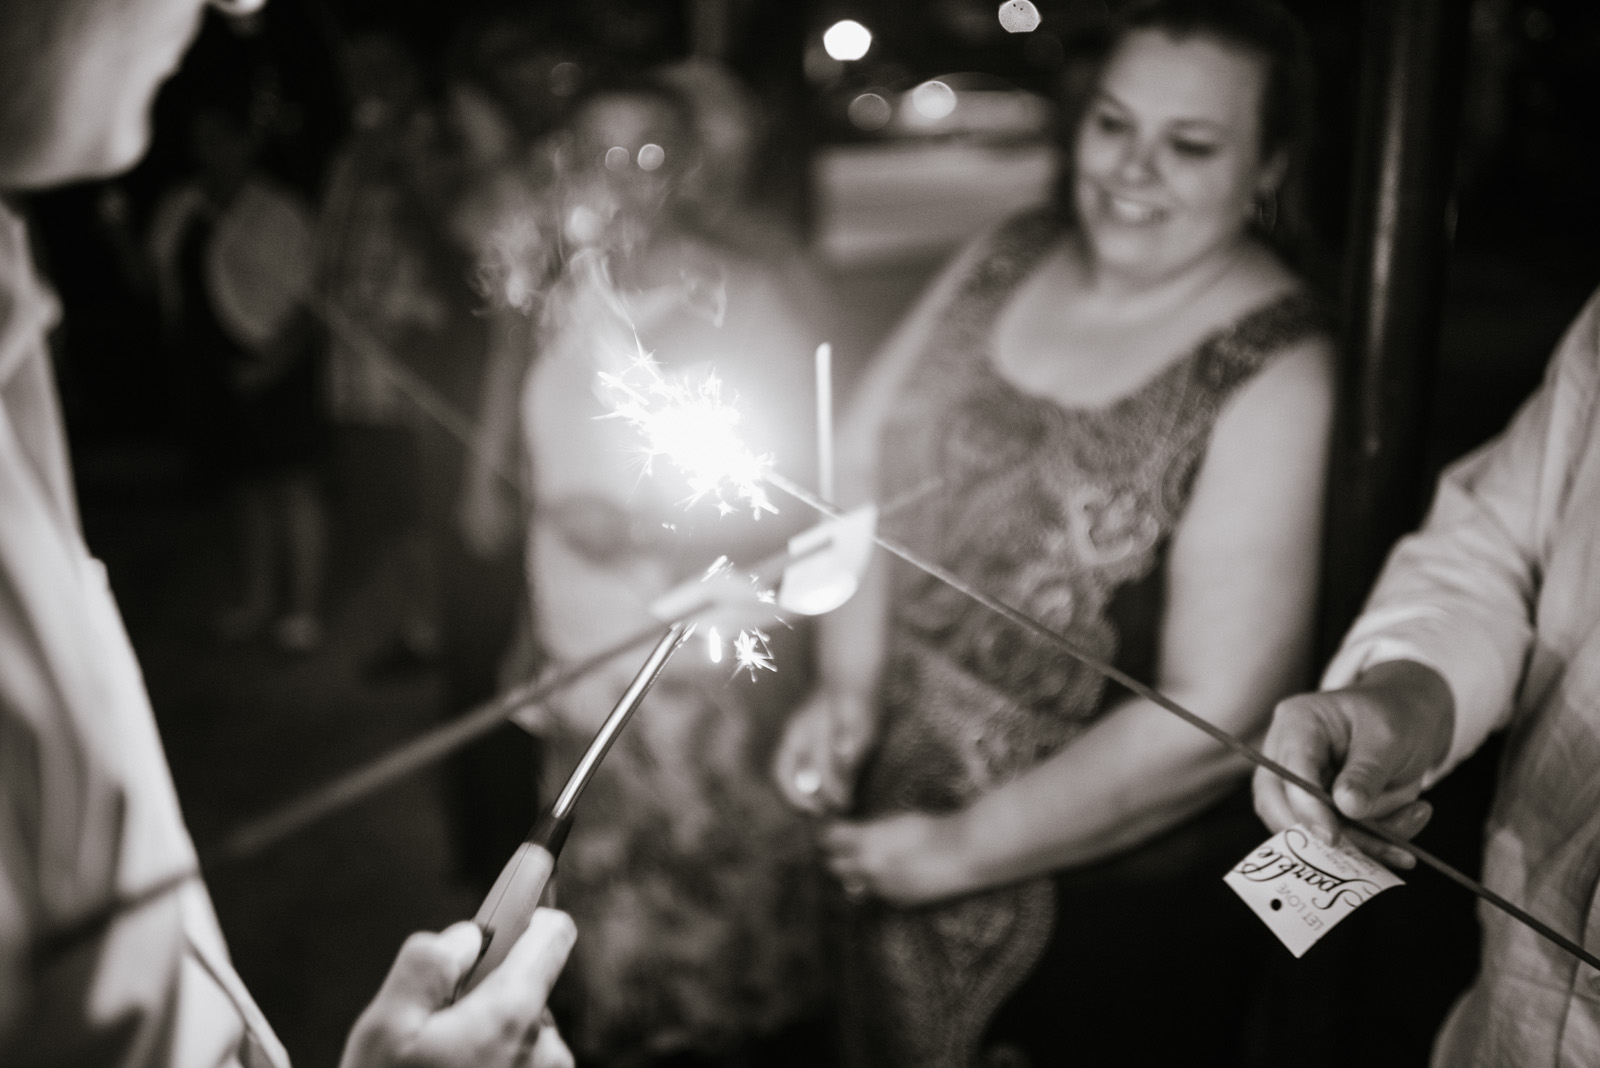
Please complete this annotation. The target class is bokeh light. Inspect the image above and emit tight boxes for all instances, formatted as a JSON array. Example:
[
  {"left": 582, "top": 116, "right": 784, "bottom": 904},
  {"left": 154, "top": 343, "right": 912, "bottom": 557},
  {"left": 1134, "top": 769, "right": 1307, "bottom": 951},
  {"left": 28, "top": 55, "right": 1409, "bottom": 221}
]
[
  {"left": 998, "top": 0, "right": 1042, "bottom": 34},
  {"left": 910, "top": 80, "right": 958, "bottom": 121},
  {"left": 847, "top": 92, "right": 892, "bottom": 131},
  {"left": 604, "top": 145, "right": 629, "bottom": 170},
  {"left": 550, "top": 61, "right": 582, "bottom": 97},
  {"left": 636, "top": 143, "right": 665, "bottom": 171},
  {"left": 822, "top": 19, "right": 873, "bottom": 61}
]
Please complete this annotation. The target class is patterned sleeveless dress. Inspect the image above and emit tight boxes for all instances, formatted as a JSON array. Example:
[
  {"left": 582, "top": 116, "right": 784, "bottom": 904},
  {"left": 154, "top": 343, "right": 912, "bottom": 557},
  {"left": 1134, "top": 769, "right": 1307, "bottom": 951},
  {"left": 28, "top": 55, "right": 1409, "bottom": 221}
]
[{"left": 839, "top": 210, "right": 1327, "bottom": 1068}]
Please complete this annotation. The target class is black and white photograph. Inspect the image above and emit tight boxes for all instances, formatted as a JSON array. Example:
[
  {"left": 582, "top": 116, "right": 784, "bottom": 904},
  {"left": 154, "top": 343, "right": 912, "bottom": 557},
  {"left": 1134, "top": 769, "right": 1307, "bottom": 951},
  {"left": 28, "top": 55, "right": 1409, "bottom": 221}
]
[{"left": 3, "top": 0, "right": 1600, "bottom": 1066}]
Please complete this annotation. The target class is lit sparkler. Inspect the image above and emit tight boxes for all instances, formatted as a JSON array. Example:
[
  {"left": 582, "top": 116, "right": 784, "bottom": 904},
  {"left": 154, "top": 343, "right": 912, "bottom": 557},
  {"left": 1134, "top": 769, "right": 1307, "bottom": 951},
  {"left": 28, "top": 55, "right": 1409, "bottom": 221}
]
[{"left": 597, "top": 341, "right": 777, "bottom": 519}]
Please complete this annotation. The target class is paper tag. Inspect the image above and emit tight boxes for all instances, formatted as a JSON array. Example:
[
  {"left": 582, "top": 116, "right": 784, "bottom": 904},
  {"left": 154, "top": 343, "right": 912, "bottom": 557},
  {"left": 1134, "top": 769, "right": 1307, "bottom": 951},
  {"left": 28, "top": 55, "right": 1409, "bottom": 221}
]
[
  {"left": 1224, "top": 824, "right": 1404, "bottom": 957},
  {"left": 777, "top": 504, "right": 877, "bottom": 616}
]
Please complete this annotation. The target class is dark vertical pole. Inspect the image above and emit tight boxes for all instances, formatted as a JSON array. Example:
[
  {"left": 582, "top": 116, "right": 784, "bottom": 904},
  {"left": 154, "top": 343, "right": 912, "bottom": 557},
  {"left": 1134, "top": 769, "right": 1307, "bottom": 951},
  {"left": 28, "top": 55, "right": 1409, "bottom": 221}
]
[{"left": 1319, "top": 0, "right": 1470, "bottom": 653}]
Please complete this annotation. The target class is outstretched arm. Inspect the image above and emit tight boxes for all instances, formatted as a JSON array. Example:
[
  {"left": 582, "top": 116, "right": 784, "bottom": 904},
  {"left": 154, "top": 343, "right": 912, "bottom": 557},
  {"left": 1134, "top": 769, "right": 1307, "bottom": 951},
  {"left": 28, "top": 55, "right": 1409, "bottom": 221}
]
[{"left": 1256, "top": 291, "right": 1600, "bottom": 859}]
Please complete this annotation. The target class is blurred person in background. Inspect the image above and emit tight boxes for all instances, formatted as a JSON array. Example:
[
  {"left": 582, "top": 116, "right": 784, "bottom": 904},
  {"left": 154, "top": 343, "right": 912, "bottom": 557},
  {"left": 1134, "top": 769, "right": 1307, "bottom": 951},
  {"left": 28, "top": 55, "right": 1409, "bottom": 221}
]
[
  {"left": 0, "top": 0, "right": 578, "bottom": 1064},
  {"left": 149, "top": 102, "right": 329, "bottom": 653},
  {"left": 319, "top": 30, "right": 456, "bottom": 674},
  {"left": 430, "top": 16, "right": 588, "bottom": 890},
  {"left": 506, "top": 73, "right": 828, "bottom": 1067},
  {"left": 773, "top": 1, "right": 1334, "bottom": 1065},
  {"left": 320, "top": 20, "right": 574, "bottom": 891}
]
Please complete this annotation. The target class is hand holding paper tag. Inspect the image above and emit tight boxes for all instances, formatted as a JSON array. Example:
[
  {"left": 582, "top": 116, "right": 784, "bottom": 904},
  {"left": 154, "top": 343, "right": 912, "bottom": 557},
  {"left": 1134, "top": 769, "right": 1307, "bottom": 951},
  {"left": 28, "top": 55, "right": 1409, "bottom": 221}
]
[{"left": 1225, "top": 824, "right": 1404, "bottom": 957}]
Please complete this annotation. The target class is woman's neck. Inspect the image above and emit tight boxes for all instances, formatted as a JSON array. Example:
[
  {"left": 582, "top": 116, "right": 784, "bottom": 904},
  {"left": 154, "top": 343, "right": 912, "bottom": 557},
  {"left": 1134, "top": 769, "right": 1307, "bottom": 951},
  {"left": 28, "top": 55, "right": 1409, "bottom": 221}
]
[{"left": 1073, "top": 233, "right": 1251, "bottom": 321}]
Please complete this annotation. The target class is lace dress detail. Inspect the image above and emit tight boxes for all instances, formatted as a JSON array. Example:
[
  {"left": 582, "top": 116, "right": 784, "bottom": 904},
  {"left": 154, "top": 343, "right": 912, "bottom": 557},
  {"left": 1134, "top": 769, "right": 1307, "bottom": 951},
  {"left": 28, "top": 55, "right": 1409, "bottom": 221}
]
[{"left": 840, "top": 210, "right": 1326, "bottom": 1068}]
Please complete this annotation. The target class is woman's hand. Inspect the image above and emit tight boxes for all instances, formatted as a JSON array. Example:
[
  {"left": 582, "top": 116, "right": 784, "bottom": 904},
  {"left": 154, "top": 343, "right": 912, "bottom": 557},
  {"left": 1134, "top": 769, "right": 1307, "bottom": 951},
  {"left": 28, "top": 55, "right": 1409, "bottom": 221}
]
[
  {"left": 772, "top": 687, "right": 877, "bottom": 815},
  {"left": 820, "top": 811, "right": 979, "bottom": 908}
]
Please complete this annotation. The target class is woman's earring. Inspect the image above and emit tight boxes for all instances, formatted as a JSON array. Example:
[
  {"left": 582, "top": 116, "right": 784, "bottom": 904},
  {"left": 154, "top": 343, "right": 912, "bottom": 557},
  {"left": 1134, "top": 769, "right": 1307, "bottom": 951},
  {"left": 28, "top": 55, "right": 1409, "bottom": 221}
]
[{"left": 1254, "top": 188, "right": 1279, "bottom": 235}]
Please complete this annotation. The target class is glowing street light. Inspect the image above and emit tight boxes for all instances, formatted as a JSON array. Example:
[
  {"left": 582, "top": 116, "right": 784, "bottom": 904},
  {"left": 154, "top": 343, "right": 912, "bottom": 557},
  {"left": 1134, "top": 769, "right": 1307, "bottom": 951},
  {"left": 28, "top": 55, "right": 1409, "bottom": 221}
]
[{"left": 823, "top": 19, "right": 873, "bottom": 61}]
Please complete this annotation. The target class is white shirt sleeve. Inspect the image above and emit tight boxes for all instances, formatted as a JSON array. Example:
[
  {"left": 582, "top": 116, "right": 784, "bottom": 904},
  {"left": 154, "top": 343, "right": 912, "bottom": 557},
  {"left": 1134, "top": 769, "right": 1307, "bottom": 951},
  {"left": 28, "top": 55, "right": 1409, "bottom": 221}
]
[{"left": 1323, "top": 289, "right": 1600, "bottom": 788}]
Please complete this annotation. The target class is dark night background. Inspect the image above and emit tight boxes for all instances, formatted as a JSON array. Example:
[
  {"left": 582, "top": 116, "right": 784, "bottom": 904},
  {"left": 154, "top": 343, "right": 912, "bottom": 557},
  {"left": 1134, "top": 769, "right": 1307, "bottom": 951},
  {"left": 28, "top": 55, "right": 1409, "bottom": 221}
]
[{"left": 13, "top": 0, "right": 1600, "bottom": 1064}]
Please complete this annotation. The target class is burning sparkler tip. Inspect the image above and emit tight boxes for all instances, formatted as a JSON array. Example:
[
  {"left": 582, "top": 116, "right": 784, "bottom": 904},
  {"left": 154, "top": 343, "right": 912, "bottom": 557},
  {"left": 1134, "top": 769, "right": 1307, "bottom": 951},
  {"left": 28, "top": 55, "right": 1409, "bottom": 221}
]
[{"left": 732, "top": 628, "right": 776, "bottom": 680}]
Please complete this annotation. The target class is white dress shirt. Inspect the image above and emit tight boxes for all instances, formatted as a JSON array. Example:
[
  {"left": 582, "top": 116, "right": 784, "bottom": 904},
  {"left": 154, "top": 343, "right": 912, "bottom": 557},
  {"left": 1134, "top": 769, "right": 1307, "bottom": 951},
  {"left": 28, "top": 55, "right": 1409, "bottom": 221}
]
[
  {"left": 0, "top": 205, "right": 287, "bottom": 1067},
  {"left": 1325, "top": 287, "right": 1600, "bottom": 1065}
]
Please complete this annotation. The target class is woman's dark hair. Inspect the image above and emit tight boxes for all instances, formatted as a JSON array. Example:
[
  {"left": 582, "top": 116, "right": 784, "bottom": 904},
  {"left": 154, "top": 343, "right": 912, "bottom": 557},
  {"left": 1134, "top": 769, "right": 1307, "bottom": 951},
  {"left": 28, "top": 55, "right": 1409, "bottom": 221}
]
[
  {"left": 1111, "top": 0, "right": 1314, "bottom": 169},
  {"left": 1062, "top": 0, "right": 1319, "bottom": 266}
]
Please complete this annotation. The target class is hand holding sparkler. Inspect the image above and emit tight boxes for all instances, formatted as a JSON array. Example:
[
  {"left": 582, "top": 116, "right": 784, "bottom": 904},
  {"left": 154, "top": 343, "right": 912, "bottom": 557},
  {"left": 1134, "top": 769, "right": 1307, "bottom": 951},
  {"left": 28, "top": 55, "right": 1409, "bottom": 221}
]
[
  {"left": 340, "top": 913, "right": 575, "bottom": 1068},
  {"left": 458, "top": 623, "right": 693, "bottom": 998},
  {"left": 1254, "top": 658, "right": 1452, "bottom": 869}
]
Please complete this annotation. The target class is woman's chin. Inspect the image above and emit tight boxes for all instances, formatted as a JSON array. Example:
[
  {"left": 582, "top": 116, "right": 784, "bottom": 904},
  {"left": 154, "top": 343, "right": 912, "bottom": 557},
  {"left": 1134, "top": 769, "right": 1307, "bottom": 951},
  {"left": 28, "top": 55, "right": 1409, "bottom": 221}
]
[
  {"left": 1083, "top": 222, "right": 1239, "bottom": 284},
  {"left": 1084, "top": 228, "right": 1171, "bottom": 276}
]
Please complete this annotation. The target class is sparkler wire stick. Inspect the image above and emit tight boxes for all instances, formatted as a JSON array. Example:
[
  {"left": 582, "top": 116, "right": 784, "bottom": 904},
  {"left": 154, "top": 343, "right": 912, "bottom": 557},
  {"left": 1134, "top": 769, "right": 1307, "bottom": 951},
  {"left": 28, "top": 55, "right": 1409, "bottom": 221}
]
[
  {"left": 213, "top": 515, "right": 894, "bottom": 864},
  {"left": 216, "top": 481, "right": 945, "bottom": 865},
  {"left": 458, "top": 622, "right": 694, "bottom": 995},
  {"left": 41, "top": 622, "right": 712, "bottom": 969},
  {"left": 218, "top": 616, "right": 708, "bottom": 865},
  {"left": 761, "top": 470, "right": 1600, "bottom": 973}
]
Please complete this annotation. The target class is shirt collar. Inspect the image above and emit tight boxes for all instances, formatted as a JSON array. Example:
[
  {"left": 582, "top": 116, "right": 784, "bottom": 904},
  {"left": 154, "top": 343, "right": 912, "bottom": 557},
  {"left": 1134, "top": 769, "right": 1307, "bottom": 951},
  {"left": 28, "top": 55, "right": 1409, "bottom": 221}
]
[{"left": 0, "top": 199, "right": 63, "bottom": 389}]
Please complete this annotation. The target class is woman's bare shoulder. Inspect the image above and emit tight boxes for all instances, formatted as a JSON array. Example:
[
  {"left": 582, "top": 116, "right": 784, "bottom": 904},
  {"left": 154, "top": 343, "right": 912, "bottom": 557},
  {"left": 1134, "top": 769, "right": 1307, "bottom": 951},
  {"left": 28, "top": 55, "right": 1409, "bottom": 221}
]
[{"left": 1213, "top": 325, "right": 1336, "bottom": 457}]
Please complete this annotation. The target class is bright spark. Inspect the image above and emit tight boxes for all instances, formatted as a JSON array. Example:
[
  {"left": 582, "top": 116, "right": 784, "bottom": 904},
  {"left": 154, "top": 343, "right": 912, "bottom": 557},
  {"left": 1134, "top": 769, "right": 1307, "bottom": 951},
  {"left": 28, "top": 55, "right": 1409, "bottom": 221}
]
[
  {"left": 597, "top": 343, "right": 777, "bottom": 519},
  {"left": 732, "top": 628, "right": 776, "bottom": 680},
  {"left": 707, "top": 626, "right": 725, "bottom": 664}
]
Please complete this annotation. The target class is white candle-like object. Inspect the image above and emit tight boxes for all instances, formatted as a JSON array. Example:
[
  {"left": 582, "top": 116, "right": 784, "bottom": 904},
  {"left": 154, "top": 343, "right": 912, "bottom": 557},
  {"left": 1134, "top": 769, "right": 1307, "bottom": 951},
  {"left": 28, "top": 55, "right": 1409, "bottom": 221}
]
[{"left": 816, "top": 342, "right": 835, "bottom": 504}]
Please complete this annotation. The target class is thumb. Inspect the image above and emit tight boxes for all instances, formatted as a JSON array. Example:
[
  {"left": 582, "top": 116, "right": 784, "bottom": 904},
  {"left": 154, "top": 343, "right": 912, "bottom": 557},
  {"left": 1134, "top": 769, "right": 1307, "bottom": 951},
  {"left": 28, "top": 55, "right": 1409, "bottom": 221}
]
[
  {"left": 1331, "top": 723, "right": 1402, "bottom": 820},
  {"left": 1331, "top": 762, "right": 1382, "bottom": 820},
  {"left": 377, "top": 922, "right": 485, "bottom": 1014},
  {"left": 461, "top": 908, "right": 575, "bottom": 1020}
]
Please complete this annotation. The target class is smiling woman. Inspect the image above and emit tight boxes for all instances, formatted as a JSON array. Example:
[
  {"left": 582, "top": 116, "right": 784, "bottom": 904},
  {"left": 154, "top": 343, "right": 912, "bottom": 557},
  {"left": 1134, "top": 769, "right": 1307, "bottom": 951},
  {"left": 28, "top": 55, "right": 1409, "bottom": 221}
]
[
  {"left": 1075, "top": 33, "right": 1279, "bottom": 282},
  {"left": 771, "top": 1, "right": 1333, "bottom": 1065}
]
